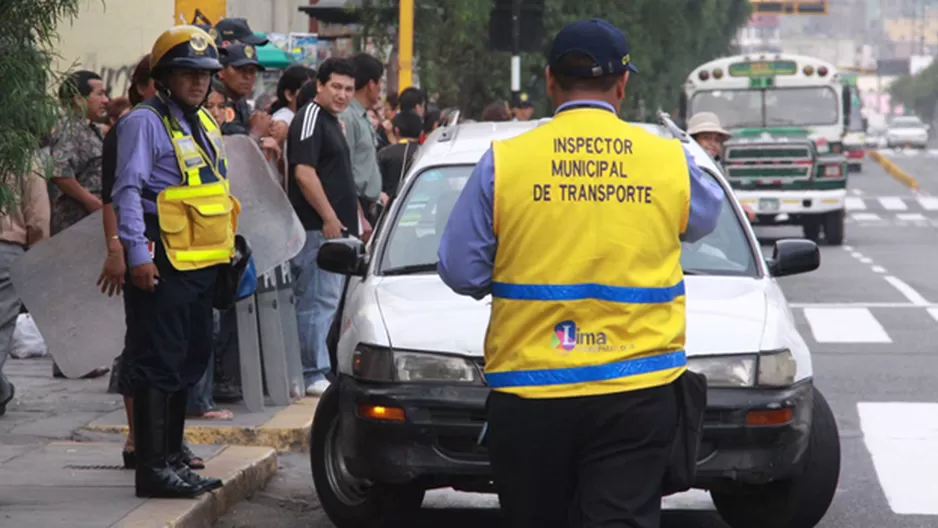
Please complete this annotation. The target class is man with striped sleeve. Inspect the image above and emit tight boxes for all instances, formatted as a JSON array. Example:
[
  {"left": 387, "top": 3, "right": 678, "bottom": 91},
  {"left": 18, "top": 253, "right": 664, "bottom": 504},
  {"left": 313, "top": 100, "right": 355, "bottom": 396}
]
[{"left": 286, "top": 58, "right": 362, "bottom": 396}]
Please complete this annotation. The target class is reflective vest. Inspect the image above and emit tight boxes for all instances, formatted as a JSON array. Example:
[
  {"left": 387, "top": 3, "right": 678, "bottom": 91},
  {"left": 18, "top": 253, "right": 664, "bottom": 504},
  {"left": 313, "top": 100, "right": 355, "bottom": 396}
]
[
  {"left": 139, "top": 96, "right": 241, "bottom": 271},
  {"left": 484, "top": 106, "right": 691, "bottom": 399}
]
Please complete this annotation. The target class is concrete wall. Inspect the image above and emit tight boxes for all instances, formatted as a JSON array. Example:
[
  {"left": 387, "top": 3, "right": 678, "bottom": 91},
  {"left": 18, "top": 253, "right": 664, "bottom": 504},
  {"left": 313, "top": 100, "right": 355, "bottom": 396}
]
[
  {"left": 53, "top": 0, "right": 175, "bottom": 99},
  {"left": 226, "top": 0, "right": 309, "bottom": 35}
]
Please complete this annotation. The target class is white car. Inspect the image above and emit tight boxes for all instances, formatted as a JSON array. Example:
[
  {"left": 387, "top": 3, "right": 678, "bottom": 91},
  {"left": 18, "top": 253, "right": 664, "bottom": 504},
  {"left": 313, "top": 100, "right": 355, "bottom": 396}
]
[
  {"left": 309, "top": 114, "right": 841, "bottom": 528},
  {"left": 886, "top": 116, "right": 929, "bottom": 149}
]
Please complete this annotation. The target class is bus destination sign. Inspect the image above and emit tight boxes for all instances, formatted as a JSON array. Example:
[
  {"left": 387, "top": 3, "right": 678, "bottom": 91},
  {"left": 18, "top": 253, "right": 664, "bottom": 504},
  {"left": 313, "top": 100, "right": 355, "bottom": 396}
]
[{"left": 728, "top": 60, "right": 798, "bottom": 77}]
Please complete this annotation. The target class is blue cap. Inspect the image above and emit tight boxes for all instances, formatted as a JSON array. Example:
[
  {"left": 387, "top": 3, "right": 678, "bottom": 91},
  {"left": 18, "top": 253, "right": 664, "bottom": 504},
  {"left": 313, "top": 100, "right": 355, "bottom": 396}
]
[{"left": 548, "top": 18, "right": 638, "bottom": 77}]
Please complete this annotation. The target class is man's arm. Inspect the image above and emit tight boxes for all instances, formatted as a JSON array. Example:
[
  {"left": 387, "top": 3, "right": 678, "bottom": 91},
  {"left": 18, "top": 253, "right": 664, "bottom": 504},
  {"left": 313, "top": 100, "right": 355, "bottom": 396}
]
[
  {"left": 680, "top": 147, "right": 725, "bottom": 243},
  {"left": 48, "top": 131, "right": 102, "bottom": 212},
  {"left": 295, "top": 165, "right": 339, "bottom": 223},
  {"left": 112, "top": 112, "right": 158, "bottom": 267},
  {"left": 290, "top": 104, "right": 341, "bottom": 226},
  {"left": 437, "top": 148, "right": 497, "bottom": 300},
  {"left": 24, "top": 163, "right": 51, "bottom": 246}
]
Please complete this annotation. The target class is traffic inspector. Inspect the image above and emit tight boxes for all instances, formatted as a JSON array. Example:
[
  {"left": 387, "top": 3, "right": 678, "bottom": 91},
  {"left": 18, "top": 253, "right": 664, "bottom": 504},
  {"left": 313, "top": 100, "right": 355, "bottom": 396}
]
[
  {"left": 112, "top": 25, "right": 239, "bottom": 499},
  {"left": 438, "top": 18, "right": 724, "bottom": 528}
]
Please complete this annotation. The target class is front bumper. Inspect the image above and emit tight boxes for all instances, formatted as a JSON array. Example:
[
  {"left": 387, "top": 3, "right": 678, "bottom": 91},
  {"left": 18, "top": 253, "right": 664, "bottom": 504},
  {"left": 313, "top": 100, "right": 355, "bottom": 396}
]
[
  {"left": 887, "top": 136, "right": 928, "bottom": 148},
  {"left": 335, "top": 375, "right": 815, "bottom": 490},
  {"left": 735, "top": 189, "right": 845, "bottom": 222}
]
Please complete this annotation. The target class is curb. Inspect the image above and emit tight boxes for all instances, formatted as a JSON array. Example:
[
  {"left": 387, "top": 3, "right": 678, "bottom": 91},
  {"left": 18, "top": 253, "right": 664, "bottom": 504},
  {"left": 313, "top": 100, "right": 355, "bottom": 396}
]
[
  {"left": 867, "top": 149, "right": 919, "bottom": 190},
  {"left": 115, "top": 445, "right": 278, "bottom": 528},
  {"left": 82, "top": 397, "right": 318, "bottom": 453}
]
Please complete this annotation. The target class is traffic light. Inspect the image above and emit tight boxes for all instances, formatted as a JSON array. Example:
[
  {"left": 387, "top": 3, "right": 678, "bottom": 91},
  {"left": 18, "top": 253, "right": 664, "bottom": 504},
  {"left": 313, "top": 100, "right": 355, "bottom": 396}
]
[
  {"left": 749, "top": 1, "right": 828, "bottom": 14},
  {"left": 488, "top": 0, "right": 546, "bottom": 53}
]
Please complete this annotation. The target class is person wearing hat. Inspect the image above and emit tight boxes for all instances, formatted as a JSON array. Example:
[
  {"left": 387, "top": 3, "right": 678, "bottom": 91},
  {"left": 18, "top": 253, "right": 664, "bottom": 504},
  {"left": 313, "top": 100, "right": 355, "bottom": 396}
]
[
  {"left": 438, "top": 18, "right": 724, "bottom": 527},
  {"left": 112, "top": 25, "right": 240, "bottom": 499},
  {"left": 687, "top": 111, "right": 756, "bottom": 222},
  {"left": 208, "top": 18, "right": 269, "bottom": 48},
  {"left": 511, "top": 93, "right": 535, "bottom": 121}
]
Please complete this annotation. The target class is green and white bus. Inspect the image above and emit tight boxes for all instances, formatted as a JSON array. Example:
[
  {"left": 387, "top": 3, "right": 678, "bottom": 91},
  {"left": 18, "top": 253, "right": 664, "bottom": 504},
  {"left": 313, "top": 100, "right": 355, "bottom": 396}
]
[{"left": 680, "top": 52, "right": 854, "bottom": 245}]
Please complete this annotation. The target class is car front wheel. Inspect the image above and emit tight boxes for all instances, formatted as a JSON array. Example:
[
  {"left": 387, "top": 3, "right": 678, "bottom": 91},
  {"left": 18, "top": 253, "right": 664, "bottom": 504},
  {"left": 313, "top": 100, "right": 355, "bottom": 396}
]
[
  {"left": 710, "top": 387, "right": 841, "bottom": 528},
  {"left": 310, "top": 384, "right": 426, "bottom": 528}
]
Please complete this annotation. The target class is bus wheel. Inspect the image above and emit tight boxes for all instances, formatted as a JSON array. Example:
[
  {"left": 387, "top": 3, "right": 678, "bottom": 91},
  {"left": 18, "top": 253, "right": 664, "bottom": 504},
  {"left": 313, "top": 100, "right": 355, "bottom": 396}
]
[
  {"left": 802, "top": 221, "right": 821, "bottom": 243},
  {"left": 823, "top": 210, "right": 845, "bottom": 246}
]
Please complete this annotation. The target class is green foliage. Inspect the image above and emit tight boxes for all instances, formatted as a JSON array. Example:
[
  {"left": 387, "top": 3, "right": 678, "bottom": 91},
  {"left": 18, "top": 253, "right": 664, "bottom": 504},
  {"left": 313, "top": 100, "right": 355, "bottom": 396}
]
[
  {"left": 889, "top": 62, "right": 938, "bottom": 122},
  {"left": 0, "top": 0, "right": 82, "bottom": 207},
  {"left": 359, "top": 0, "right": 751, "bottom": 121}
]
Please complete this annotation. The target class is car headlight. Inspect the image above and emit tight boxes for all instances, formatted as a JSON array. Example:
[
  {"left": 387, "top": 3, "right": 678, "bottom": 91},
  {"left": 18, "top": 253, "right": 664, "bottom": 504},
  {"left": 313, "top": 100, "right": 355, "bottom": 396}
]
[
  {"left": 687, "top": 355, "right": 756, "bottom": 387},
  {"left": 352, "top": 344, "right": 484, "bottom": 384},
  {"left": 687, "top": 349, "right": 797, "bottom": 388}
]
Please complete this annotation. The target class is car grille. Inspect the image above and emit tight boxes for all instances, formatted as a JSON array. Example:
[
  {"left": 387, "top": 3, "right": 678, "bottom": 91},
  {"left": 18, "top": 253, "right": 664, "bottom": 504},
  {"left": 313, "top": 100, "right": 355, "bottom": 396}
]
[{"left": 723, "top": 143, "right": 814, "bottom": 183}]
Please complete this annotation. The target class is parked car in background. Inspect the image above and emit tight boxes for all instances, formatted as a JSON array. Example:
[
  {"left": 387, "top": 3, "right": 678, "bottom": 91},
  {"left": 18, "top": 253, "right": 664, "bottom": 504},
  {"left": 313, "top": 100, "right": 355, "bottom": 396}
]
[{"left": 886, "top": 115, "right": 929, "bottom": 149}]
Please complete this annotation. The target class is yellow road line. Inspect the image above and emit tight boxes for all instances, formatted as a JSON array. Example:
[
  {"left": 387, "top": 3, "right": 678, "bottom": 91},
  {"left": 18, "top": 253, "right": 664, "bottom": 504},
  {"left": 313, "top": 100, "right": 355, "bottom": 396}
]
[{"left": 867, "top": 150, "right": 919, "bottom": 190}]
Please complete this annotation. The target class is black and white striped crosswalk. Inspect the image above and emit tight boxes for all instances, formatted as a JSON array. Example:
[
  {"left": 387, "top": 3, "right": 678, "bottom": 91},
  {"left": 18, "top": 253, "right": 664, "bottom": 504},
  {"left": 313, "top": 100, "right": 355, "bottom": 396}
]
[{"left": 843, "top": 193, "right": 938, "bottom": 226}]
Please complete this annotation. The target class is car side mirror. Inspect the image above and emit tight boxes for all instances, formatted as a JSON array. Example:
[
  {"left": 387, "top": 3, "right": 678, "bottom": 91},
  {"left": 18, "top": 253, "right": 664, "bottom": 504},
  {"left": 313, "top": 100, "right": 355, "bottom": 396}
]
[
  {"left": 317, "top": 238, "right": 368, "bottom": 277},
  {"left": 766, "top": 239, "right": 819, "bottom": 277}
]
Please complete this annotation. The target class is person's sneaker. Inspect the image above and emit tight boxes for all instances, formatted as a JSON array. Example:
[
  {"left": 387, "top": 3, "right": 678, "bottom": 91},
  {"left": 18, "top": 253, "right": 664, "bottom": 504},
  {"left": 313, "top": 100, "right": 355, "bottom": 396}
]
[{"left": 306, "top": 380, "right": 330, "bottom": 396}]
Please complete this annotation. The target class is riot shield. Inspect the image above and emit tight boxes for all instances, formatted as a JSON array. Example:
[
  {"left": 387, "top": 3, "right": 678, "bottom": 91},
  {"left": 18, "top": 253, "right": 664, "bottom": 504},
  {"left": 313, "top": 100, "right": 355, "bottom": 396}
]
[
  {"left": 11, "top": 137, "right": 305, "bottom": 378},
  {"left": 224, "top": 135, "right": 306, "bottom": 276}
]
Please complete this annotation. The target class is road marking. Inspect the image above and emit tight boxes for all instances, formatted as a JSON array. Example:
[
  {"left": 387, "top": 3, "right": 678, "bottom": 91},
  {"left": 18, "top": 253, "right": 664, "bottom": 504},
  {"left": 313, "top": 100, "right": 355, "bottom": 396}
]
[
  {"left": 842, "top": 245, "right": 854, "bottom": 251},
  {"left": 917, "top": 196, "right": 938, "bottom": 210},
  {"left": 791, "top": 302, "right": 934, "bottom": 308},
  {"left": 896, "top": 213, "right": 928, "bottom": 222},
  {"left": 860, "top": 257, "right": 873, "bottom": 264},
  {"left": 878, "top": 197, "right": 908, "bottom": 210},
  {"left": 872, "top": 265, "right": 887, "bottom": 273},
  {"left": 850, "top": 251, "right": 864, "bottom": 259},
  {"left": 851, "top": 213, "right": 883, "bottom": 222},
  {"left": 802, "top": 307, "right": 892, "bottom": 342},
  {"left": 927, "top": 308, "right": 938, "bottom": 323},
  {"left": 845, "top": 197, "right": 866, "bottom": 210},
  {"left": 858, "top": 402, "right": 938, "bottom": 515},
  {"left": 883, "top": 276, "right": 929, "bottom": 306},
  {"left": 852, "top": 188, "right": 864, "bottom": 195}
]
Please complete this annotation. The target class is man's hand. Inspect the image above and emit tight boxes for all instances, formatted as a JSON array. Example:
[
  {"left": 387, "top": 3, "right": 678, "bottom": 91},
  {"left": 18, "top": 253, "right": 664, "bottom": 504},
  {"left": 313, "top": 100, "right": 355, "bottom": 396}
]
[
  {"left": 250, "top": 111, "right": 272, "bottom": 137},
  {"left": 742, "top": 204, "right": 757, "bottom": 223},
  {"left": 131, "top": 262, "right": 160, "bottom": 292},
  {"left": 259, "top": 137, "right": 282, "bottom": 161},
  {"left": 86, "top": 197, "right": 104, "bottom": 213},
  {"left": 268, "top": 120, "right": 289, "bottom": 143},
  {"left": 378, "top": 192, "right": 389, "bottom": 207},
  {"left": 322, "top": 216, "right": 346, "bottom": 239},
  {"left": 361, "top": 215, "right": 373, "bottom": 243},
  {"left": 97, "top": 250, "right": 126, "bottom": 297}
]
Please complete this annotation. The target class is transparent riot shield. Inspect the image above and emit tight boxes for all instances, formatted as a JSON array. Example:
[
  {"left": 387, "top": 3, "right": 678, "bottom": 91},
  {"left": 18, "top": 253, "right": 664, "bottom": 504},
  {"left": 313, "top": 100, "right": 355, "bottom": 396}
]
[{"left": 10, "top": 137, "right": 305, "bottom": 379}]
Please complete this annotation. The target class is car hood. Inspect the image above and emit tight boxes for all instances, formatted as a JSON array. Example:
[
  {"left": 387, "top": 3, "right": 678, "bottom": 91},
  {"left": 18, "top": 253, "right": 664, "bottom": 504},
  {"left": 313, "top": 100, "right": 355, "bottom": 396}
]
[{"left": 374, "top": 275, "right": 768, "bottom": 358}]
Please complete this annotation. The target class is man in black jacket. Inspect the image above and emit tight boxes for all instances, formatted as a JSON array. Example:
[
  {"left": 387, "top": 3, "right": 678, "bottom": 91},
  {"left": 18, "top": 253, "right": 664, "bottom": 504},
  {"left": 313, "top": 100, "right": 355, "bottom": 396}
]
[{"left": 377, "top": 111, "right": 423, "bottom": 201}]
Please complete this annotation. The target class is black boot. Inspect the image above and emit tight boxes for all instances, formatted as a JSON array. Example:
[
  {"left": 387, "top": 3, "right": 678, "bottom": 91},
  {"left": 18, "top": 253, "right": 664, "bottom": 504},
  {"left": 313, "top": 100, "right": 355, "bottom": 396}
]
[
  {"left": 168, "top": 391, "right": 222, "bottom": 493},
  {"left": 132, "top": 386, "right": 203, "bottom": 498}
]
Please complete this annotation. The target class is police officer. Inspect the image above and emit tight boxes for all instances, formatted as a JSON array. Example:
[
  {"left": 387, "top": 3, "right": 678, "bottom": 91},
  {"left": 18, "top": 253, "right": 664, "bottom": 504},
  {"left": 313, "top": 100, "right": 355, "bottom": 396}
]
[
  {"left": 112, "top": 25, "right": 240, "bottom": 499},
  {"left": 438, "top": 18, "right": 725, "bottom": 527}
]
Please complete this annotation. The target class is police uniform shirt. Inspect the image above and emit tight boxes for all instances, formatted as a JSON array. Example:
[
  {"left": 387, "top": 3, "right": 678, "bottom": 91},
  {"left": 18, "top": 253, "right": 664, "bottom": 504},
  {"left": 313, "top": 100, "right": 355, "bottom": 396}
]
[{"left": 286, "top": 101, "right": 358, "bottom": 233}]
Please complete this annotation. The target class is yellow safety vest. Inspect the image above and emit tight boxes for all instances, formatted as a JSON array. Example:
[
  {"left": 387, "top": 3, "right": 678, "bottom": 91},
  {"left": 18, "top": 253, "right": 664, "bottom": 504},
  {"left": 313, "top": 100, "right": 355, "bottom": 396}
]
[
  {"left": 140, "top": 97, "right": 241, "bottom": 271},
  {"left": 484, "top": 106, "right": 691, "bottom": 399}
]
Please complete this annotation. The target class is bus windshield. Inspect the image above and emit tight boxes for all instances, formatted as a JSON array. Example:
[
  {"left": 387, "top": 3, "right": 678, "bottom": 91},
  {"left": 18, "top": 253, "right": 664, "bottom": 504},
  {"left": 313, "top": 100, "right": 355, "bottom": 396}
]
[{"left": 690, "top": 86, "right": 839, "bottom": 129}]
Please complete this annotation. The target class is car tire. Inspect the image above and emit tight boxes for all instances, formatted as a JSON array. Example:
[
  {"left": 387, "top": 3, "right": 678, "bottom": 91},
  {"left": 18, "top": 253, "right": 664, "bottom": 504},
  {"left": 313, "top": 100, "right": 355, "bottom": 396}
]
[
  {"left": 711, "top": 388, "right": 841, "bottom": 528},
  {"left": 310, "top": 384, "right": 426, "bottom": 528},
  {"left": 823, "top": 210, "right": 845, "bottom": 246}
]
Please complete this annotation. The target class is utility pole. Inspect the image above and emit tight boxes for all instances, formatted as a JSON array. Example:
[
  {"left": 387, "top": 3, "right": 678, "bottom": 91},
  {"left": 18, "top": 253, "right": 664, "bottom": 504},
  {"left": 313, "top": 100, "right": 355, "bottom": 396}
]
[
  {"left": 511, "top": 0, "right": 521, "bottom": 104},
  {"left": 398, "top": 0, "right": 414, "bottom": 90}
]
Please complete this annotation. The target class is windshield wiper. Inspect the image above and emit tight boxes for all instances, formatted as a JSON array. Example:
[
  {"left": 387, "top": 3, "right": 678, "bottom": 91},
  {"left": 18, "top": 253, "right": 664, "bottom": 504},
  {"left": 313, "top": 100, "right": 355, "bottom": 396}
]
[{"left": 382, "top": 263, "right": 439, "bottom": 276}]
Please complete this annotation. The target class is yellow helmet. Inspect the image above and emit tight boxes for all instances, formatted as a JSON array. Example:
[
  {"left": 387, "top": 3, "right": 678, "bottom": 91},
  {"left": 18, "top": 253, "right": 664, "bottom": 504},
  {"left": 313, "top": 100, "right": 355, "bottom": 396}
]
[{"left": 150, "top": 25, "right": 223, "bottom": 73}]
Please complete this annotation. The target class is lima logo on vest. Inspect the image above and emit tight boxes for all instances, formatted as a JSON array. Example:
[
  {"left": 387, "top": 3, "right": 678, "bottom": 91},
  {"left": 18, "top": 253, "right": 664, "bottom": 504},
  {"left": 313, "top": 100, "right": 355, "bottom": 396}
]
[{"left": 552, "top": 320, "right": 608, "bottom": 351}]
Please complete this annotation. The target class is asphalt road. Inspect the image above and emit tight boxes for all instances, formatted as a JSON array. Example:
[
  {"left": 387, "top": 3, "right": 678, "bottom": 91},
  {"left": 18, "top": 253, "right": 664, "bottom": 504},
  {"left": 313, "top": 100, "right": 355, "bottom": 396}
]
[{"left": 215, "top": 155, "right": 938, "bottom": 528}]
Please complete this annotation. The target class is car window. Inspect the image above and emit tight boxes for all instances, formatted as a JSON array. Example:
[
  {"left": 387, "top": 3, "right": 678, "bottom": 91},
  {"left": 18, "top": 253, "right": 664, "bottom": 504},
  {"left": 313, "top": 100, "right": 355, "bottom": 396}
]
[{"left": 378, "top": 165, "right": 758, "bottom": 277}]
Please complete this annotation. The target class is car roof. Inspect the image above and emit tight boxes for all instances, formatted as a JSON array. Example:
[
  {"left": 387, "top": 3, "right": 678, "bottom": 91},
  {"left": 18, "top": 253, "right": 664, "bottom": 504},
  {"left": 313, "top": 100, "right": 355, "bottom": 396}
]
[{"left": 409, "top": 117, "right": 721, "bottom": 174}]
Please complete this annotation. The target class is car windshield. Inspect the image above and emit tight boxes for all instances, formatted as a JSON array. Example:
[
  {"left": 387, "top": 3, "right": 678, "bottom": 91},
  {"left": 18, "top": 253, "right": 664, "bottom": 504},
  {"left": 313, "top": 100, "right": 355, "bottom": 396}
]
[
  {"left": 378, "top": 165, "right": 758, "bottom": 278},
  {"left": 890, "top": 117, "right": 923, "bottom": 128},
  {"left": 690, "top": 87, "right": 839, "bottom": 128}
]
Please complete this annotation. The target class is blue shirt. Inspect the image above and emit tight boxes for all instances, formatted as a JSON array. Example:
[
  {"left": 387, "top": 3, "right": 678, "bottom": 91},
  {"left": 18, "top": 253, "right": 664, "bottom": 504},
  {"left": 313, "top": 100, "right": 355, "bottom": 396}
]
[
  {"left": 112, "top": 99, "right": 215, "bottom": 268},
  {"left": 437, "top": 99, "right": 725, "bottom": 300}
]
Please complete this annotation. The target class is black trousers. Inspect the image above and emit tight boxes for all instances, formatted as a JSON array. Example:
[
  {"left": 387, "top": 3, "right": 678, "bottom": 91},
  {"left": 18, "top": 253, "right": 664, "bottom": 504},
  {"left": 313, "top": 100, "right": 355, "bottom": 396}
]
[
  {"left": 125, "top": 216, "right": 219, "bottom": 393},
  {"left": 486, "top": 383, "right": 679, "bottom": 528}
]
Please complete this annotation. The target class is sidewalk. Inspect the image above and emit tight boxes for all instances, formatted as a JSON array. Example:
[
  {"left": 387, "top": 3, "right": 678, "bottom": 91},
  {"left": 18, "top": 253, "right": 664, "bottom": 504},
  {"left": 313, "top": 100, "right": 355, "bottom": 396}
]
[{"left": 0, "top": 357, "right": 279, "bottom": 527}]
